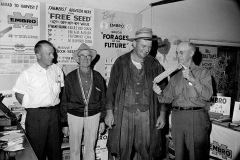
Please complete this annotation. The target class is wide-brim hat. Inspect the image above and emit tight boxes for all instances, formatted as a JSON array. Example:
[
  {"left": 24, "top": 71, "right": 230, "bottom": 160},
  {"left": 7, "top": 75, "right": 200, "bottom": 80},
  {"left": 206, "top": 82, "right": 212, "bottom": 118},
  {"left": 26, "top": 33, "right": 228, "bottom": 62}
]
[
  {"left": 72, "top": 43, "right": 97, "bottom": 63},
  {"left": 127, "top": 27, "right": 157, "bottom": 42}
]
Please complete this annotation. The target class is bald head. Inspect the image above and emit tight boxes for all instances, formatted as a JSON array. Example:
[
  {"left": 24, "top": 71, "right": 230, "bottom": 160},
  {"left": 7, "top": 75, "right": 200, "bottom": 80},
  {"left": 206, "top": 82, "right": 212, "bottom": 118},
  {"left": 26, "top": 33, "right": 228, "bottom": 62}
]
[
  {"left": 177, "top": 41, "right": 196, "bottom": 53},
  {"left": 176, "top": 41, "right": 196, "bottom": 67}
]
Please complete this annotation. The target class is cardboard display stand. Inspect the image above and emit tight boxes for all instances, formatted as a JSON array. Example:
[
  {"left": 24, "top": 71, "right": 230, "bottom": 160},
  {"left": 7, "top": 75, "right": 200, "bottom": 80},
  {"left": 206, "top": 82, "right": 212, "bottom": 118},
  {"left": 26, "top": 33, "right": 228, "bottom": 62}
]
[{"left": 232, "top": 101, "right": 240, "bottom": 123}]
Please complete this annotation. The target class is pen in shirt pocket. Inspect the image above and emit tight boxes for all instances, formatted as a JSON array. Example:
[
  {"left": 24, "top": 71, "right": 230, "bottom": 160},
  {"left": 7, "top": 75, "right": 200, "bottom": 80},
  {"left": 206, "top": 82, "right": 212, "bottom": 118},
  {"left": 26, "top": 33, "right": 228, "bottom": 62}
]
[
  {"left": 55, "top": 75, "right": 61, "bottom": 83},
  {"left": 95, "top": 87, "right": 101, "bottom": 91}
]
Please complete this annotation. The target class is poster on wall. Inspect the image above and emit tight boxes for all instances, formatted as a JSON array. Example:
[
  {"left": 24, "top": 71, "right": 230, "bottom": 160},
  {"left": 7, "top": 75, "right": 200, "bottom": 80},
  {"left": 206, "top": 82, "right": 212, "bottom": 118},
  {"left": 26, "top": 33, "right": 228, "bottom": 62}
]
[
  {"left": 198, "top": 46, "right": 217, "bottom": 71},
  {"left": 156, "top": 36, "right": 183, "bottom": 70},
  {"left": 46, "top": 3, "right": 94, "bottom": 67},
  {"left": 156, "top": 43, "right": 178, "bottom": 70},
  {"left": 0, "top": 0, "right": 40, "bottom": 75},
  {"left": 94, "top": 9, "right": 142, "bottom": 82}
]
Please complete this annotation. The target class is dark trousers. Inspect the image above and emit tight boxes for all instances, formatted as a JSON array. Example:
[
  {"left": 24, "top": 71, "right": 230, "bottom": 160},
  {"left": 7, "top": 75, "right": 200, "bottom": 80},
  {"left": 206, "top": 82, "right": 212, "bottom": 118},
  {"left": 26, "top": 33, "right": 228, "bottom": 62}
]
[
  {"left": 171, "top": 108, "right": 211, "bottom": 160},
  {"left": 118, "top": 109, "right": 150, "bottom": 160},
  {"left": 25, "top": 107, "right": 62, "bottom": 160}
]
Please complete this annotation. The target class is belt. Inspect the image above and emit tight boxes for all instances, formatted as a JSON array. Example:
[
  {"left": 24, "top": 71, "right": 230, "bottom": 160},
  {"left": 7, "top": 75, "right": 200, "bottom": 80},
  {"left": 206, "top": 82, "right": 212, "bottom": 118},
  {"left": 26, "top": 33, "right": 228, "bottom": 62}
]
[
  {"left": 38, "top": 106, "right": 56, "bottom": 109},
  {"left": 172, "top": 106, "right": 204, "bottom": 111}
]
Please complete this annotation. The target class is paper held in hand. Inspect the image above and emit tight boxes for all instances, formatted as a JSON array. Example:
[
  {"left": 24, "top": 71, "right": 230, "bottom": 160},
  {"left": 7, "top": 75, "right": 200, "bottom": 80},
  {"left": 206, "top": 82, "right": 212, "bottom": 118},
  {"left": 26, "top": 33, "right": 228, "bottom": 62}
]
[{"left": 154, "top": 64, "right": 182, "bottom": 83}]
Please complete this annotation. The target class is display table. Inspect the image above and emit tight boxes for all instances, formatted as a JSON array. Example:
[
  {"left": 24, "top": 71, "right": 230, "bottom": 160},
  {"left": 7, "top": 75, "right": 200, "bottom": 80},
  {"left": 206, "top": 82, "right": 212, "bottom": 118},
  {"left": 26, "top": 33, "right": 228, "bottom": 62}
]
[
  {"left": 210, "top": 121, "right": 240, "bottom": 160},
  {"left": 0, "top": 124, "right": 38, "bottom": 160},
  {"left": 166, "top": 119, "right": 240, "bottom": 160}
]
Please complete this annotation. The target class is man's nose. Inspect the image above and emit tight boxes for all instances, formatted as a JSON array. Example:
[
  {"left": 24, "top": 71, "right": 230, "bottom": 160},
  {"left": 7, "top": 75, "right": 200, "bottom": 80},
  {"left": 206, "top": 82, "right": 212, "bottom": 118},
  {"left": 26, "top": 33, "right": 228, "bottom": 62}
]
[{"left": 144, "top": 47, "right": 151, "bottom": 53}]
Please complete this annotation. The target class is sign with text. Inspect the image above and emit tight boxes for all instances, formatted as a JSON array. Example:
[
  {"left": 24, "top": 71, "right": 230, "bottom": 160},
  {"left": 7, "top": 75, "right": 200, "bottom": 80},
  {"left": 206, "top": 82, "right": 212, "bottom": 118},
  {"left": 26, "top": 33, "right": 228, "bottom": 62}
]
[
  {"left": 46, "top": 3, "right": 94, "bottom": 60},
  {"left": 0, "top": 0, "right": 40, "bottom": 45},
  {"left": 209, "top": 96, "right": 231, "bottom": 115},
  {"left": 199, "top": 46, "right": 217, "bottom": 71},
  {"left": 94, "top": 9, "right": 141, "bottom": 79},
  {"left": 232, "top": 101, "right": 240, "bottom": 122},
  {"left": 96, "top": 131, "right": 108, "bottom": 160},
  {"left": 210, "top": 124, "right": 240, "bottom": 160},
  {"left": 0, "top": 0, "right": 40, "bottom": 75}
]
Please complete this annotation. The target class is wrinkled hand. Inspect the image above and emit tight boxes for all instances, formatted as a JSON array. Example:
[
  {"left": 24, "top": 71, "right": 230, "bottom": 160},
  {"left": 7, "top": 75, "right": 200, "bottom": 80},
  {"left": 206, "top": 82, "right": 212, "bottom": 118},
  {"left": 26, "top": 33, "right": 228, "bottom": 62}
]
[
  {"left": 99, "top": 122, "right": 105, "bottom": 134},
  {"left": 62, "top": 127, "right": 69, "bottom": 137},
  {"left": 153, "top": 82, "right": 162, "bottom": 95},
  {"left": 182, "top": 67, "right": 195, "bottom": 83},
  {"left": 156, "top": 113, "right": 166, "bottom": 129},
  {"left": 105, "top": 110, "right": 114, "bottom": 129}
]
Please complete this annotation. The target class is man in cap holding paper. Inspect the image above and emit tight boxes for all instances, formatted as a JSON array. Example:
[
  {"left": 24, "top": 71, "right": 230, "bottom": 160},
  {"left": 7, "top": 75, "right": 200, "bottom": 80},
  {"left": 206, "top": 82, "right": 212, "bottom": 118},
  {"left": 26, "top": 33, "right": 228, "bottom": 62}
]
[
  {"left": 60, "top": 43, "right": 106, "bottom": 160},
  {"left": 105, "top": 28, "right": 167, "bottom": 160},
  {"left": 153, "top": 41, "right": 213, "bottom": 160}
]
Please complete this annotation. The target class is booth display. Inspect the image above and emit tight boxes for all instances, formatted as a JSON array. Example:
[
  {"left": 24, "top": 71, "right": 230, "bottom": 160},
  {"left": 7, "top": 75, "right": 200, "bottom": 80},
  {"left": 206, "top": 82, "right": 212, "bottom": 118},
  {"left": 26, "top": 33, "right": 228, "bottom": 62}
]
[
  {"left": 232, "top": 102, "right": 240, "bottom": 123},
  {"left": 166, "top": 96, "right": 240, "bottom": 160},
  {"left": 210, "top": 122, "right": 240, "bottom": 160},
  {"left": 208, "top": 97, "right": 240, "bottom": 160},
  {"left": 0, "top": 101, "right": 38, "bottom": 160},
  {"left": 166, "top": 120, "right": 240, "bottom": 160}
]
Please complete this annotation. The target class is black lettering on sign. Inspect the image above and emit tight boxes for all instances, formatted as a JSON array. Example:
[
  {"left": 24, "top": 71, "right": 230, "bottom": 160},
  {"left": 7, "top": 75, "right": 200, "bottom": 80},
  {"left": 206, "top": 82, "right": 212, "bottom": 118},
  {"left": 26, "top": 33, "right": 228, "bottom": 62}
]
[
  {"left": 74, "top": 15, "right": 91, "bottom": 22},
  {"left": 50, "top": 13, "right": 71, "bottom": 20}
]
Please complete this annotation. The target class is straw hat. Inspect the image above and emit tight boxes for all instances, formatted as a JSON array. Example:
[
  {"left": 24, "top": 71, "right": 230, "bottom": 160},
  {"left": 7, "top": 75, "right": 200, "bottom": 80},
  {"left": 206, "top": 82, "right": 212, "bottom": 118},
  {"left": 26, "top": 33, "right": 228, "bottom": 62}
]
[
  {"left": 127, "top": 27, "right": 156, "bottom": 42},
  {"left": 72, "top": 43, "right": 97, "bottom": 63}
]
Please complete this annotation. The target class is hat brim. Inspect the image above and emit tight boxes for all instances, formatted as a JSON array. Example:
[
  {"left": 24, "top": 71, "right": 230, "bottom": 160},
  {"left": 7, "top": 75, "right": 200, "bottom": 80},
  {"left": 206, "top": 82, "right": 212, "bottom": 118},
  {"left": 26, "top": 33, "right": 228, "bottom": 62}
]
[
  {"left": 72, "top": 49, "right": 97, "bottom": 63},
  {"left": 127, "top": 36, "right": 159, "bottom": 42}
]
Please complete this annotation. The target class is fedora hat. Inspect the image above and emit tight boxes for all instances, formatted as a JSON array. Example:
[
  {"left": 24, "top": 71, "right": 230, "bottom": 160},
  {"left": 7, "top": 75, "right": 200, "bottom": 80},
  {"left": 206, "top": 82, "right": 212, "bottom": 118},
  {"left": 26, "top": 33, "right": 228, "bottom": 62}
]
[
  {"left": 127, "top": 27, "right": 156, "bottom": 42},
  {"left": 72, "top": 43, "right": 97, "bottom": 63}
]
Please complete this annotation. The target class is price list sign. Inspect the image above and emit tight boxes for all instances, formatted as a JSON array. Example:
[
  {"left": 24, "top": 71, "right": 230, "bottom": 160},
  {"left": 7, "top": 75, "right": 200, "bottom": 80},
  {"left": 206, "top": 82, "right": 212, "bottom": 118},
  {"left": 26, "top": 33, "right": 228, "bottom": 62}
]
[
  {"left": 46, "top": 3, "right": 94, "bottom": 54},
  {"left": 209, "top": 96, "right": 231, "bottom": 115}
]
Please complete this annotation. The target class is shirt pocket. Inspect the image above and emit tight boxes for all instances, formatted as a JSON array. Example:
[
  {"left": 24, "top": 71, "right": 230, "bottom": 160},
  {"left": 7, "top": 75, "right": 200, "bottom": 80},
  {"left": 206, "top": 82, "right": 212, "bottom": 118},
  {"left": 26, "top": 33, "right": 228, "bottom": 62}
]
[
  {"left": 124, "top": 89, "right": 133, "bottom": 106},
  {"left": 93, "top": 87, "right": 102, "bottom": 101},
  {"left": 53, "top": 82, "right": 61, "bottom": 94},
  {"left": 142, "top": 90, "right": 149, "bottom": 105},
  {"left": 187, "top": 85, "right": 198, "bottom": 98}
]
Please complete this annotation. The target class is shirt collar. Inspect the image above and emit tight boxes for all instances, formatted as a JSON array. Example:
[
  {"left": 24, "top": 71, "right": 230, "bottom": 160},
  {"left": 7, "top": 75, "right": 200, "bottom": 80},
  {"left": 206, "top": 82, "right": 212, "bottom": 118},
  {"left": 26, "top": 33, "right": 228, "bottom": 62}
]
[
  {"left": 34, "top": 62, "right": 53, "bottom": 72},
  {"left": 189, "top": 61, "right": 197, "bottom": 70}
]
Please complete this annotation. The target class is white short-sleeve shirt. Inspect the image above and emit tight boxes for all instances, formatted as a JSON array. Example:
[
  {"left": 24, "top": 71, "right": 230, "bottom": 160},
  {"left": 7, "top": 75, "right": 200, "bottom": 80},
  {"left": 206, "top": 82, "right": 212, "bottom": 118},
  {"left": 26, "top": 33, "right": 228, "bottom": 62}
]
[{"left": 12, "top": 62, "right": 64, "bottom": 108}]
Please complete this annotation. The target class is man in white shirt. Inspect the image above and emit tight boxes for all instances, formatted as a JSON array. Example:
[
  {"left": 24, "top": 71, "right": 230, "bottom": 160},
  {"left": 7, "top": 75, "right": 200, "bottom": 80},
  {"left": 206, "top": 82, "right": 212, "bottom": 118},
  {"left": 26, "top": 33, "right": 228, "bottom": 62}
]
[{"left": 12, "top": 40, "right": 64, "bottom": 160}]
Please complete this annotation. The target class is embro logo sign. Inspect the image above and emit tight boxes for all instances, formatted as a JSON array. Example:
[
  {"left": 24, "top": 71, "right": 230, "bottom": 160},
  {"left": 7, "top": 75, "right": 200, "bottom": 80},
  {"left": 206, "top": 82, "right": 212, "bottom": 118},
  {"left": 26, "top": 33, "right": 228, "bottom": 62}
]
[
  {"left": 210, "top": 141, "right": 232, "bottom": 160},
  {"left": 8, "top": 12, "right": 38, "bottom": 29}
]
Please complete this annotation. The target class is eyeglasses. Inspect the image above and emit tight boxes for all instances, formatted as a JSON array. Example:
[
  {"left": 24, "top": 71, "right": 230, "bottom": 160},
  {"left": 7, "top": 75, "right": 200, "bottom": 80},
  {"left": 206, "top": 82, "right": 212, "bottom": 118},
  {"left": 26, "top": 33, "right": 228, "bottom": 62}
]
[{"left": 78, "top": 54, "right": 92, "bottom": 60}]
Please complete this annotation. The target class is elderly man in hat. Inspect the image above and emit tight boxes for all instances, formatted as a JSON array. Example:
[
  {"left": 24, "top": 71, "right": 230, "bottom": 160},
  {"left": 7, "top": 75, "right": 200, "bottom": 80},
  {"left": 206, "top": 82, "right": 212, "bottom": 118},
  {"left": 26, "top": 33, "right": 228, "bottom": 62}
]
[
  {"left": 60, "top": 43, "right": 106, "bottom": 160},
  {"left": 105, "top": 28, "right": 168, "bottom": 160}
]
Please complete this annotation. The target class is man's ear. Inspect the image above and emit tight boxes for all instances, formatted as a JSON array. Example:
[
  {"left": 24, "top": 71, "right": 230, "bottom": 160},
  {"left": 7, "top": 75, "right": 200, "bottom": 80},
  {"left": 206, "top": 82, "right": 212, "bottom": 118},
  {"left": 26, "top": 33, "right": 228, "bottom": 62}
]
[
  {"left": 133, "top": 40, "right": 137, "bottom": 48},
  {"left": 190, "top": 50, "right": 195, "bottom": 57},
  {"left": 36, "top": 53, "right": 41, "bottom": 59}
]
